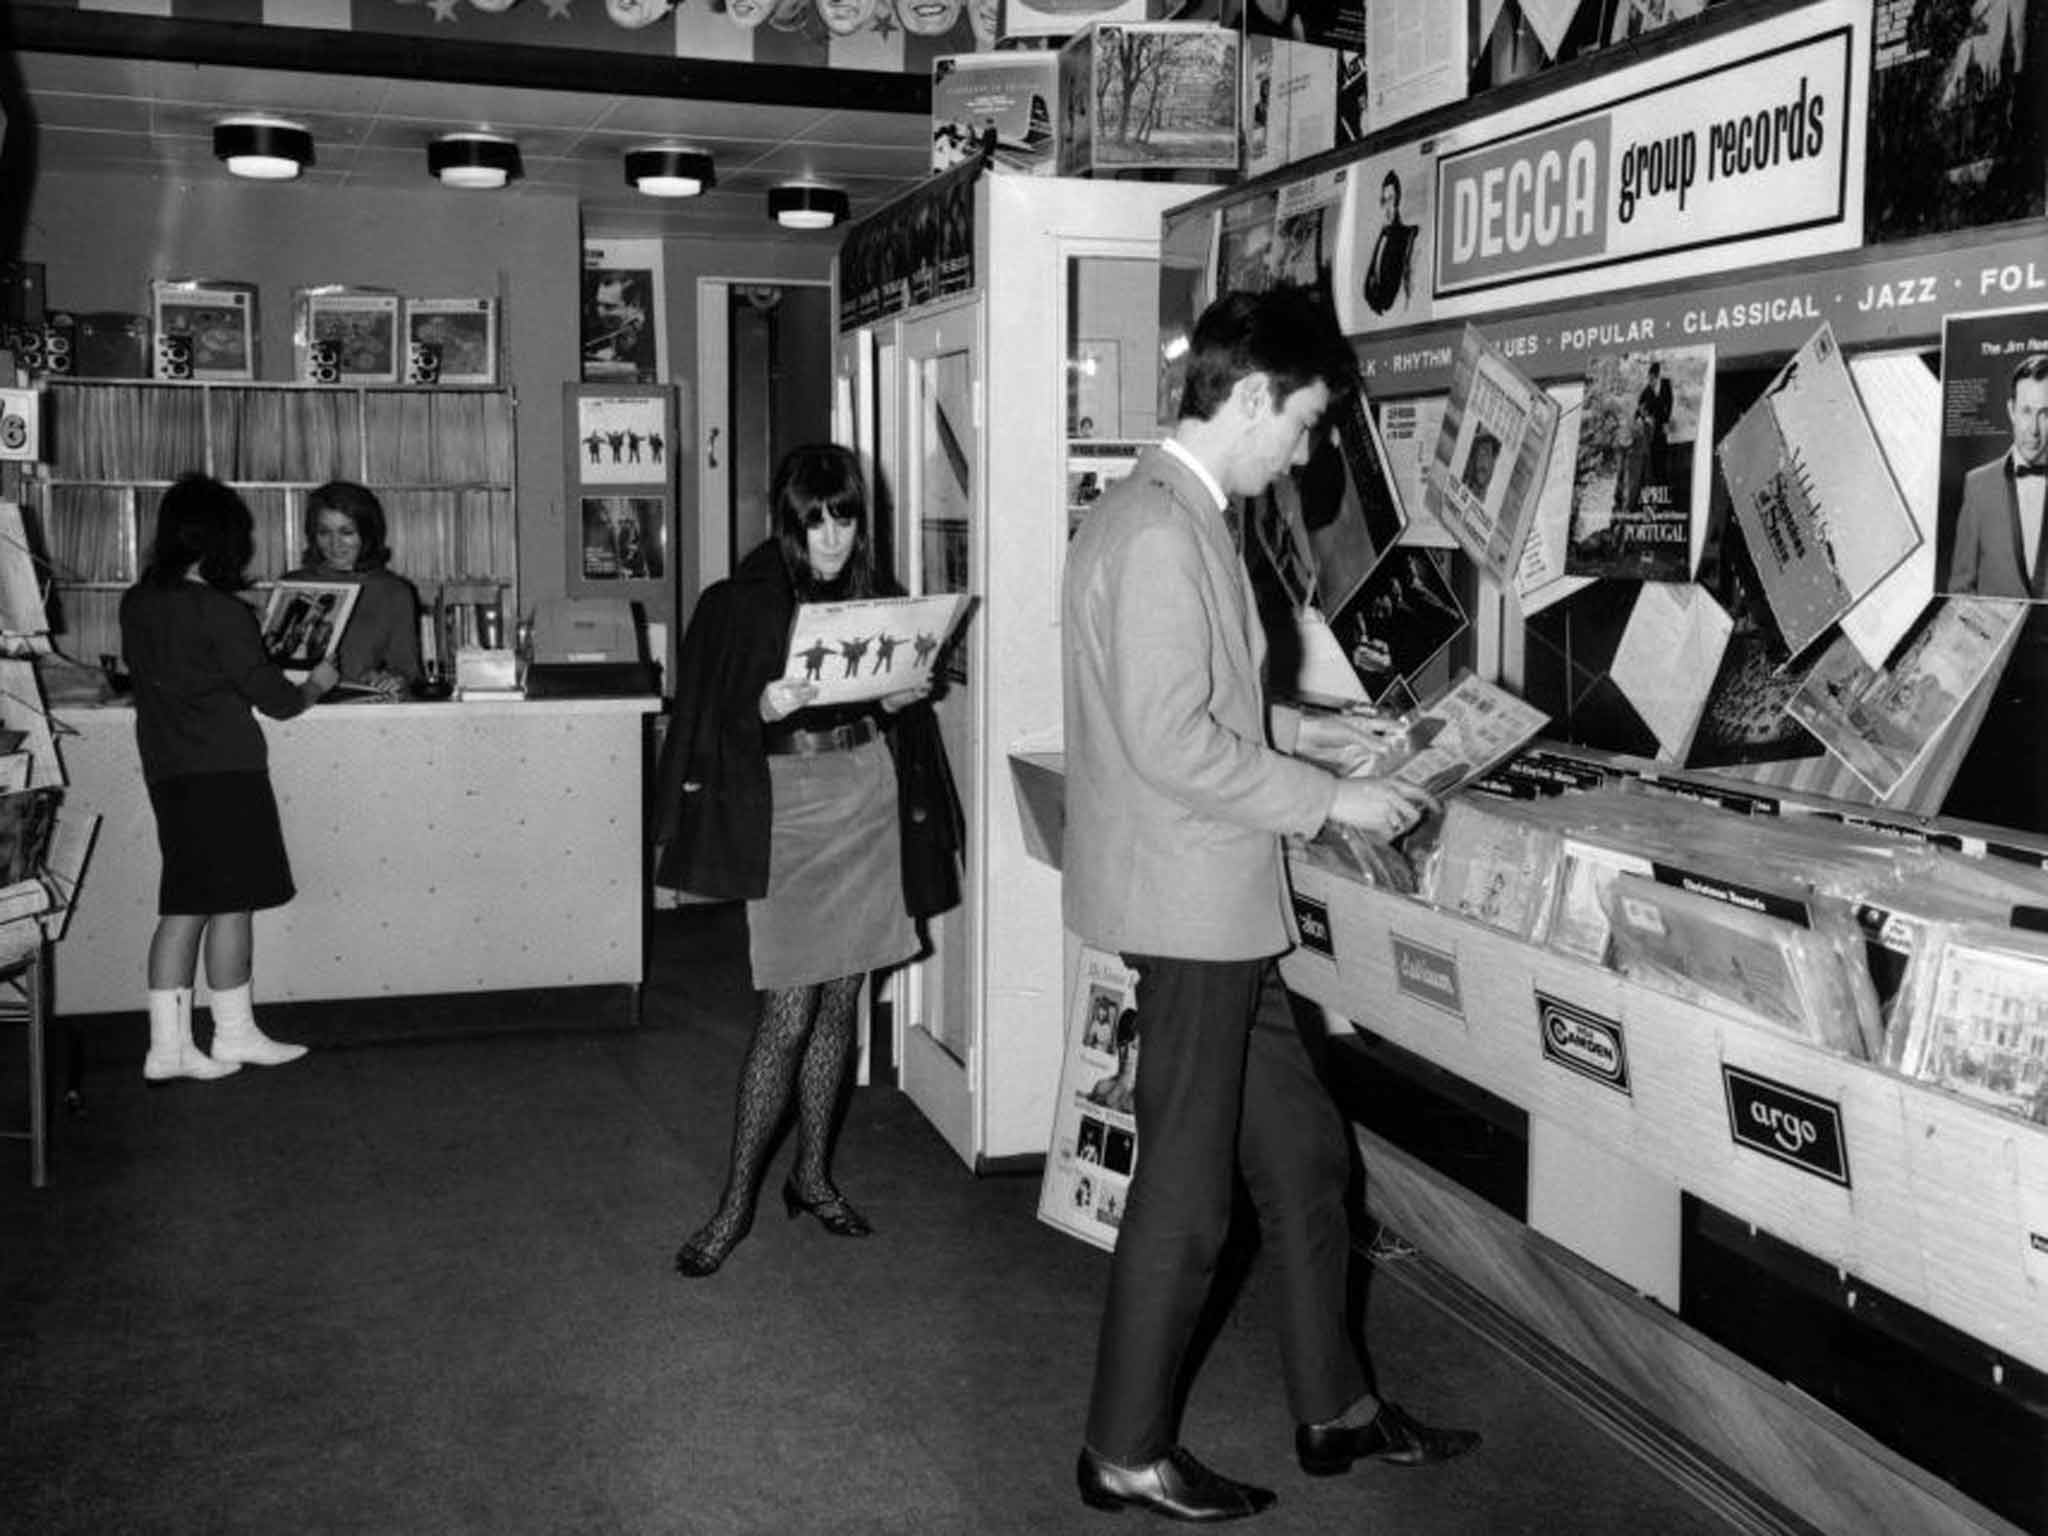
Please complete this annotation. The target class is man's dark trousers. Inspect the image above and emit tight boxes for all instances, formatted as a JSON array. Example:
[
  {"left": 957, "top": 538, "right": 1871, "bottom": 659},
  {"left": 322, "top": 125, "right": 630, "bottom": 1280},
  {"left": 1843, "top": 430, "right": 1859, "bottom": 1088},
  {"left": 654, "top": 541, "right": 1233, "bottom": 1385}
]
[{"left": 1084, "top": 954, "right": 1365, "bottom": 1462}]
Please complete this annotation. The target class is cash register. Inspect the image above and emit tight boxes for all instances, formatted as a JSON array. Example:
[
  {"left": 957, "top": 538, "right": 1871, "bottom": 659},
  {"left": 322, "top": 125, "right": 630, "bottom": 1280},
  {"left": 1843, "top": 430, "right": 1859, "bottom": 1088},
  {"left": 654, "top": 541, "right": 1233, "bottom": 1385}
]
[{"left": 521, "top": 598, "right": 660, "bottom": 697}]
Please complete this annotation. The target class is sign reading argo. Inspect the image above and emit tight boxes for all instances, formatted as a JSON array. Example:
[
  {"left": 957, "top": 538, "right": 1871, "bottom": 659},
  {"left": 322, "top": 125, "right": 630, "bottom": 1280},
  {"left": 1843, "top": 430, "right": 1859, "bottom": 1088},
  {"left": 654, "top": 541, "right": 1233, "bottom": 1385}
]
[
  {"left": 1721, "top": 1065, "right": 1851, "bottom": 1187},
  {"left": 1432, "top": 7, "right": 1861, "bottom": 313}
]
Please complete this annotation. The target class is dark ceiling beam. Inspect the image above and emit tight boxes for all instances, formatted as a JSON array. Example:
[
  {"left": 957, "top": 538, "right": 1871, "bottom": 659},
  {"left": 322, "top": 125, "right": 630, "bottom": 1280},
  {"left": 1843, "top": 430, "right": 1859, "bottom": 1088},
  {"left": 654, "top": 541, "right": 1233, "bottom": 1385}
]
[{"left": 5, "top": 7, "right": 932, "bottom": 116}]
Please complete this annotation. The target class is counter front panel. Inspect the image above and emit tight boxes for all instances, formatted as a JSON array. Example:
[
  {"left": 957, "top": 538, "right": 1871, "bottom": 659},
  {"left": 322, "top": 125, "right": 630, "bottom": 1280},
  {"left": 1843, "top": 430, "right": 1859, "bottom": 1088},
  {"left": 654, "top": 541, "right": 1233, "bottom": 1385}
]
[{"left": 53, "top": 698, "right": 657, "bottom": 1016}]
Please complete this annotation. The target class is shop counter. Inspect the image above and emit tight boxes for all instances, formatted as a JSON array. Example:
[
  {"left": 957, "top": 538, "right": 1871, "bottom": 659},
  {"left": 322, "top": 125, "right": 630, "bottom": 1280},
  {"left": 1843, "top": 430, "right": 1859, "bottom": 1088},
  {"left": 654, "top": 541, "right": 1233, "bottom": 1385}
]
[{"left": 52, "top": 697, "right": 658, "bottom": 1016}]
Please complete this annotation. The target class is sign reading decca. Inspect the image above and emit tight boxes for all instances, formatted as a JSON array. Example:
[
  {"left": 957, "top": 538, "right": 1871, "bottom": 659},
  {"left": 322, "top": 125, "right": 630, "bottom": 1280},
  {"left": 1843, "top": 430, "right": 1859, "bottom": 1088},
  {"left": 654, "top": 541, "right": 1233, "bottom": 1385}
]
[{"left": 1432, "top": 6, "right": 1862, "bottom": 313}]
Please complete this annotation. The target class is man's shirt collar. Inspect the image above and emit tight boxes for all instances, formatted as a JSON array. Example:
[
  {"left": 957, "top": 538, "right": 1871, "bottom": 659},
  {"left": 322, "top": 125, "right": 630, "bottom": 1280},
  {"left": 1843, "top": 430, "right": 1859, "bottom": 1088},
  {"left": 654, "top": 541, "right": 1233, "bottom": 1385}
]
[{"left": 1160, "top": 436, "right": 1229, "bottom": 514}]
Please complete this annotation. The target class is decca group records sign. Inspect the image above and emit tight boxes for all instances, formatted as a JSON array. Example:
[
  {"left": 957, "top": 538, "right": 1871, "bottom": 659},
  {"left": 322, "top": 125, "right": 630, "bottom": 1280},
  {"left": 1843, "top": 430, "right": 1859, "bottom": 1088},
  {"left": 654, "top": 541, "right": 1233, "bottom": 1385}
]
[{"left": 1430, "top": 0, "right": 1866, "bottom": 317}]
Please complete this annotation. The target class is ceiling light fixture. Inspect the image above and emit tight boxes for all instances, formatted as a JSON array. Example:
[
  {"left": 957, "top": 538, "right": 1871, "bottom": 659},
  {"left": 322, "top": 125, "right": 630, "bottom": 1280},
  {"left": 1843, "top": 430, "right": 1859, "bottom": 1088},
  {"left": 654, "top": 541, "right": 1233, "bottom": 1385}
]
[
  {"left": 626, "top": 148, "right": 715, "bottom": 198},
  {"left": 213, "top": 118, "right": 313, "bottom": 181},
  {"left": 768, "top": 185, "right": 850, "bottom": 231},
  {"left": 427, "top": 134, "right": 522, "bottom": 190}
]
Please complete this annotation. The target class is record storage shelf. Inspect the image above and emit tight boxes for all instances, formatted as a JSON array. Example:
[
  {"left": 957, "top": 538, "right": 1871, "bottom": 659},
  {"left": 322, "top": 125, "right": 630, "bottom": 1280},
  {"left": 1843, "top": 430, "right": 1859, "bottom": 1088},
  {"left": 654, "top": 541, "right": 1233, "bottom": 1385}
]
[{"left": 23, "top": 379, "right": 518, "bottom": 667}]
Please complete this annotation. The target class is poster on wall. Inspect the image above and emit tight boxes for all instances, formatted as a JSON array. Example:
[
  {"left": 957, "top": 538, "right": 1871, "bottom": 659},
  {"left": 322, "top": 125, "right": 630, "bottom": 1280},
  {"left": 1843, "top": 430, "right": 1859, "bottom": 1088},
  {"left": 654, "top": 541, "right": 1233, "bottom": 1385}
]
[
  {"left": 1333, "top": 140, "right": 1438, "bottom": 335},
  {"left": 1365, "top": 0, "right": 1467, "bottom": 129},
  {"left": 575, "top": 392, "right": 672, "bottom": 486},
  {"left": 579, "top": 497, "right": 666, "bottom": 581},
  {"left": 1037, "top": 947, "right": 1140, "bottom": 1252},
  {"left": 581, "top": 238, "right": 665, "bottom": 384},
  {"left": 565, "top": 382, "right": 674, "bottom": 596}
]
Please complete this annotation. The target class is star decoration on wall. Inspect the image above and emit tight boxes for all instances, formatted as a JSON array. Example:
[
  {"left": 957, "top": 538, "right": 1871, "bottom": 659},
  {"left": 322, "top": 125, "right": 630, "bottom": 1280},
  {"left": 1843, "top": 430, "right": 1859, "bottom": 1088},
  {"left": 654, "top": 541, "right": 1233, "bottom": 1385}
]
[
  {"left": 543, "top": 0, "right": 574, "bottom": 15},
  {"left": 428, "top": 0, "right": 462, "bottom": 19}
]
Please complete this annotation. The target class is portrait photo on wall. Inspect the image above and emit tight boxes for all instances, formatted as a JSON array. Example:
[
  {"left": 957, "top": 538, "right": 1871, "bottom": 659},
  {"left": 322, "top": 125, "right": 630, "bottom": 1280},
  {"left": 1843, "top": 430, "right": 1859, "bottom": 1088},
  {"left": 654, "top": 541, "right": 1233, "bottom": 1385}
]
[
  {"left": 581, "top": 238, "right": 665, "bottom": 384},
  {"left": 1333, "top": 138, "right": 1435, "bottom": 334},
  {"left": 580, "top": 496, "right": 666, "bottom": 582},
  {"left": 1935, "top": 305, "right": 2048, "bottom": 602},
  {"left": 576, "top": 393, "right": 672, "bottom": 486}
]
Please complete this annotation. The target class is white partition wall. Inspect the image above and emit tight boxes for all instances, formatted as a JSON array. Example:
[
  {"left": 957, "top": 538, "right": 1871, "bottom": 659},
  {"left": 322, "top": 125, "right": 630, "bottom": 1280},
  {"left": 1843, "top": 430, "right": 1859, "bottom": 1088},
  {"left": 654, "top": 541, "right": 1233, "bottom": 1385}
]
[{"left": 837, "top": 176, "right": 1194, "bottom": 1169}]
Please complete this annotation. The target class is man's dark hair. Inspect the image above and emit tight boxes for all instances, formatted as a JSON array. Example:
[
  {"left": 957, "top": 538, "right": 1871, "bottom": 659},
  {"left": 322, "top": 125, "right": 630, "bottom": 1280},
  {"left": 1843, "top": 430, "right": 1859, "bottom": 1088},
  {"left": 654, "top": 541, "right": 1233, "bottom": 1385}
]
[
  {"left": 1178, "top": 288, "right": 1357, "bottom": 424},
  {"left": 1381, "top": 169, "right": 1401, "bottom": 203},
  {"left": 141, "top": 473, "right": 255, "bottom": 592},
  {"left": 2012, "top": 354, "right": 2048, "bottom": 398}
]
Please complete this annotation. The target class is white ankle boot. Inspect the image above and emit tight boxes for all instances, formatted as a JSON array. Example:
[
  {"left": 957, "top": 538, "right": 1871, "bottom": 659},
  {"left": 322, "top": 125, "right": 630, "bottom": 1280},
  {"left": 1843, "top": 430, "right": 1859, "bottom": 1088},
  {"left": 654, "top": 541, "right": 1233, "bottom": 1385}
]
[
  {"left": 143, "top": 988, "right": 242, "bottom": 1082},
  {"left": 208, "top": 982, "right": 307, "bottom": 1067}
]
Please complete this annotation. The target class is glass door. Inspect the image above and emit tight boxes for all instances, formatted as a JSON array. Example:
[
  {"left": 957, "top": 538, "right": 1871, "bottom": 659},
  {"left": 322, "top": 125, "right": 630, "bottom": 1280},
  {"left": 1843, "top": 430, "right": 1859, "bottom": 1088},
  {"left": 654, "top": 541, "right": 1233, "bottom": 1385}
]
[{"left": 895, "top": 301, "right": 982, "bottom": 1165}]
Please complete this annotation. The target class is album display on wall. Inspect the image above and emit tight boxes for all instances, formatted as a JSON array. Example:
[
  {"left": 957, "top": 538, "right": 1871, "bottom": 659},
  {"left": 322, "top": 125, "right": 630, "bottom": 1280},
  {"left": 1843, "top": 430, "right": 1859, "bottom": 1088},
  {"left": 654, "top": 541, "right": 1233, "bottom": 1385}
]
[
  {"left": 149, "top": 280, "right": 257, "bottom": 382},
  {"left": 564, "top": 383, "right": 675, "bottom": 593}
]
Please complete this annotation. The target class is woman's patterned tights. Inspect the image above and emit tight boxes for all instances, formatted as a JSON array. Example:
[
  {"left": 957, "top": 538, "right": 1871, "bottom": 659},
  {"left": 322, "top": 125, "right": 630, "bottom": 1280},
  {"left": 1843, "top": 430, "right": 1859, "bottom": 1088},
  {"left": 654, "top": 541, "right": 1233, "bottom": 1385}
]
[{"left": 686, "top": 974, "right": 862, "bottom": 1256}]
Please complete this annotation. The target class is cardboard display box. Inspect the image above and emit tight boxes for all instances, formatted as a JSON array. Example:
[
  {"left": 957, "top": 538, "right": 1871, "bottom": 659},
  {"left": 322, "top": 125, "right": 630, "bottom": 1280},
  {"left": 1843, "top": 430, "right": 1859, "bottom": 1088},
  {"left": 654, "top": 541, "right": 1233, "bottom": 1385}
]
[
  {"left": 932, "top": 52, "right": 1059, "bottom": 176},
  {"left": 1057, "top": 22, "right": 1240, "bottom": 177}
]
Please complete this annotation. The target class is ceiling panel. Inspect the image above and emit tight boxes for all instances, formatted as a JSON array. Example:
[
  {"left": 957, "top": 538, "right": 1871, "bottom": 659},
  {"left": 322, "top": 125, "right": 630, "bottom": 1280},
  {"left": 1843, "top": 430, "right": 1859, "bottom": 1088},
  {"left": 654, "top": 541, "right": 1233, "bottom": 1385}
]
[{"left": 11, "top": 50, "right": 933, "bottom": 241}]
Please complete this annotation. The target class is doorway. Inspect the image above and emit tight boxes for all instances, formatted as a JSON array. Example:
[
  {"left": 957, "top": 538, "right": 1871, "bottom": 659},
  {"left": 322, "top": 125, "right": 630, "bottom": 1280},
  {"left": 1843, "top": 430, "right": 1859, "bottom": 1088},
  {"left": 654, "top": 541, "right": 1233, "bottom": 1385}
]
[{"left": 693, "top": 279, "right": 834, "bottom": 594}]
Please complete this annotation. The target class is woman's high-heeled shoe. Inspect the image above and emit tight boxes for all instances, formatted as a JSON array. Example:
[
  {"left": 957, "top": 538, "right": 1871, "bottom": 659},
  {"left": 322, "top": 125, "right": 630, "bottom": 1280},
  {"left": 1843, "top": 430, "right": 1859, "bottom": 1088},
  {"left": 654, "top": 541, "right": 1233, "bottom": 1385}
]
[
  {"left": 781, "top": 1180, "right": 874, "bottom": 1238},
  {"left": 673, "top": 1215, "right": 750, "bottom": 1278}
]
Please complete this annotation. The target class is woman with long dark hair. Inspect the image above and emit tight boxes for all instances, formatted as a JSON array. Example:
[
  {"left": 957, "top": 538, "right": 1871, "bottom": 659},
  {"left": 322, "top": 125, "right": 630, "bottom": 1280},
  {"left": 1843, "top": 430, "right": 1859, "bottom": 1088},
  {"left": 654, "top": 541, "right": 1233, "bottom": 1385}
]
[
  {"left": 655, "top": 444, "right": 931, "bottom": 1277},
  {"left": 119, "top": 474, "right": 339, "bottom": 1081},
  {"left": 281, "top": 480, "right": 422, "bottom": 698}
]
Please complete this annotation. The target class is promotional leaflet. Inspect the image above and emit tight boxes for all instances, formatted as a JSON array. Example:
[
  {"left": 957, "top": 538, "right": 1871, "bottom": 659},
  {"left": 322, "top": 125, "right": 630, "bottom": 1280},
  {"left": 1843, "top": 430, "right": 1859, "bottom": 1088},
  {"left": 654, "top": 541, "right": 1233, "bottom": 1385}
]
[{"left": 1038, "top": 947, "right": 1141, "bottom": 1252}]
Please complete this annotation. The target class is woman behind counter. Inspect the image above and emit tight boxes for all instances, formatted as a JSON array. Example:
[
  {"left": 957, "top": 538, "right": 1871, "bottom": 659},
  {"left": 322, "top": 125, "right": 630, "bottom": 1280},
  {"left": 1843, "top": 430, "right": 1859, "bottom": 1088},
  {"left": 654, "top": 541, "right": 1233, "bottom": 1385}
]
[
  {"left": 283, "top": 481, "right": 422, "bottom": 698},
  {"left": 656, "top": 443, "right": 932, "bottom": 1278},
  {"left": 121, "top": 474, "right": 339, "bottom": 1082}
]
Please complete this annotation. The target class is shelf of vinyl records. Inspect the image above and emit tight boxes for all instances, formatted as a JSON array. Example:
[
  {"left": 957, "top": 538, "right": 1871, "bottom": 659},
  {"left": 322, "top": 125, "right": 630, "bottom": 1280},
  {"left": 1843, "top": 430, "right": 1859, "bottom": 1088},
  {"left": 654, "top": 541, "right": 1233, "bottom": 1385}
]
[
  {"left": 1276, "top": 763, "right": 2048, "bottom": 1385},
  {"left": 20, "top": 380, "right": 516, "bottom": 669}
]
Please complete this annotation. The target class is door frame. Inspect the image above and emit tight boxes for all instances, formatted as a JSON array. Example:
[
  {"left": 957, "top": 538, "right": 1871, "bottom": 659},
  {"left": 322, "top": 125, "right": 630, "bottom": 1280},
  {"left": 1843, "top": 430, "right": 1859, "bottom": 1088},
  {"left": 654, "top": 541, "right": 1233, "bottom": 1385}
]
[
  {"left": 693, "top": 276, "right": 834, "bottom": 599},
  {"left": 889, "top": 295, "right": 985, "bottom": 1168}
]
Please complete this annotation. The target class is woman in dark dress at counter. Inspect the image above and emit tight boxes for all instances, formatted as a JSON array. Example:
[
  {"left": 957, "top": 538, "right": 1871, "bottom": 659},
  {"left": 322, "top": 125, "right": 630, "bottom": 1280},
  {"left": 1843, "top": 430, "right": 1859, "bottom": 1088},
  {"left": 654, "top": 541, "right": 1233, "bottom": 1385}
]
[
  {"left": 283, "top": 481, "right": 422, "bottom": 699},
  {"left": 121, "top": 474, "right": 338, "bottom": 1082}
]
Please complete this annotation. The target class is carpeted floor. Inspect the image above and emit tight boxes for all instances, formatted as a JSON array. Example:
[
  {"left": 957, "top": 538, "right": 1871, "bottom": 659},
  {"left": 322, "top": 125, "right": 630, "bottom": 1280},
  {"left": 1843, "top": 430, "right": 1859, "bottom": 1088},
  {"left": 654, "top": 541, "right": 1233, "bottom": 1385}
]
[{"left": 0, "top": 904, "right": 1751, "bottom": 1535}]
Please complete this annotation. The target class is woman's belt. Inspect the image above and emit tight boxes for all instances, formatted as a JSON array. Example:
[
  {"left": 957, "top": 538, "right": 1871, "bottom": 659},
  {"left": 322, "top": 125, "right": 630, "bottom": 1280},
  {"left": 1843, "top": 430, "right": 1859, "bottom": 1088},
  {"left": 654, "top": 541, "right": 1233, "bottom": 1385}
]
[{"left": 763, "top": 717, "right": 881, "bottom": 757}]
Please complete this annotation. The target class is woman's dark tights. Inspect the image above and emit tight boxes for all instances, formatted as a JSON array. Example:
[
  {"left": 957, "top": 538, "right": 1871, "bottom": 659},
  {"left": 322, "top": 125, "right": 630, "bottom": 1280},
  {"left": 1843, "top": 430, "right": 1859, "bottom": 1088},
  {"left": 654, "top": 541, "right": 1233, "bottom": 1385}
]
[{"left": 685, "top": 974, "right": 863, "bottom": 1258}]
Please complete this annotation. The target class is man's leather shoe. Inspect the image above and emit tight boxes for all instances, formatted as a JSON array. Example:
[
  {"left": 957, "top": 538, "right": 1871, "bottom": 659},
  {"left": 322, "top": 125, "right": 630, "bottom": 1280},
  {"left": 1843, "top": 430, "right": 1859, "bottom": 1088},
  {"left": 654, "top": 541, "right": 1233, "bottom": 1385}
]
[
  {"left": 1076, "top": 1446, "right": 1277, "bottom": 1522},
  {"left": 1295, "top": 1401, "right": 1481, "bottom": 1476}
]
